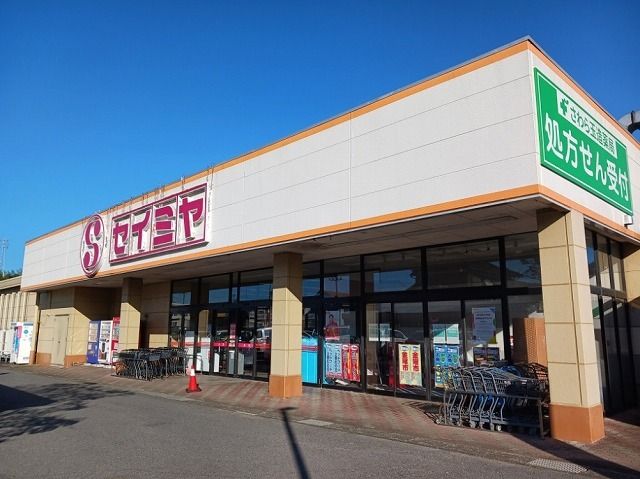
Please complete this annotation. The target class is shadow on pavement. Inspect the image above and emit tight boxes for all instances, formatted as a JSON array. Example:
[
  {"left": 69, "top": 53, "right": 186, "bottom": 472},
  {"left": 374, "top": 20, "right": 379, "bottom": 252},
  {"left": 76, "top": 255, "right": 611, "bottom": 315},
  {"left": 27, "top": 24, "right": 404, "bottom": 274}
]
[
  {"left": 520, "top": 433, "right": 640, "bottom": 479},
  {"left": 608, "top": 409, "right": 640, "bottom": 427},
  {"left": 280, "top": 407, "right": 310, "bottom": 479},
  {"left": 0, "top": 384, "right": 54, "bottom": 411},
  {"left": 0, "top": 381, "right": 133, "bottom": 444},
  {"left": 407, "top": 400, "right": 639, "bottom": 479}
]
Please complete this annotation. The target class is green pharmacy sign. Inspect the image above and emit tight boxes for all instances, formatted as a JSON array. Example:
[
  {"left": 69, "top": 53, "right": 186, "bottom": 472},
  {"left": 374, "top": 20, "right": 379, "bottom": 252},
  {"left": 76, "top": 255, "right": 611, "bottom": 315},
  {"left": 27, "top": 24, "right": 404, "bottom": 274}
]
[{"left": 534, "top": 68, "right": 632, "bottom": 214}]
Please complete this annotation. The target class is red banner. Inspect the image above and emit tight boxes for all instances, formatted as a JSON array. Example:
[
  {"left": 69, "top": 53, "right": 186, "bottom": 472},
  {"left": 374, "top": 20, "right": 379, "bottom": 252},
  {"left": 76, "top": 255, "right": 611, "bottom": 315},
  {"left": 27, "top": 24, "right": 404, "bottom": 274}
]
[{"left": 350, "top": 344, "right": 360, "bottom": 382}]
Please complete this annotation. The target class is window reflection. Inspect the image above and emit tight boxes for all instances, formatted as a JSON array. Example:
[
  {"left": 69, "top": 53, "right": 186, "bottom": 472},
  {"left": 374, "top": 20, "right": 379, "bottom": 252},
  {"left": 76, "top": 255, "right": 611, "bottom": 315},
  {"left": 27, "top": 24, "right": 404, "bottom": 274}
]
[
  {"left": 611, "top": 241, "right": 624, "bottom": 292},
  {"left": 201, "top": 274, "right": 230, "bottom": 304},
  {"left": 171, "top": 279, "right": 198, "bottom": 306},
  {"left": 303, "top": 262, "right": 321, "bottom": 297},
  {"left": 364, "top": 249, "right": 422, "bottom": 293},
  {"left": 324, "top": 256, "right": 360, "bottom": 298},
  {"left": 427, "top": 240, "right": 500, "bottom": 288},
  {"left": 597, "top": 235, "right": 611, "bottom": 289},
  {"left": 239, "top": 269, "right": 273, "bottom": 301},
  {"left": 586, "top": 232, "right": 597, "bottom": 287},
  {"left": 505, "top": 233, "right": 541, "bottom": 287}
]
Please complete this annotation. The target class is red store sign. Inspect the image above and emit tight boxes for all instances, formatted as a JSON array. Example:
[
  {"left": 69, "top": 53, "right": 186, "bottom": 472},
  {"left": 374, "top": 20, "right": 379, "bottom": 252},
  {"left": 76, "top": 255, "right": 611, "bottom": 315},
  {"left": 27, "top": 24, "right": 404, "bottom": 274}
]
[{"left": 109, "top": 184, "right": 208, "bottom": 265}]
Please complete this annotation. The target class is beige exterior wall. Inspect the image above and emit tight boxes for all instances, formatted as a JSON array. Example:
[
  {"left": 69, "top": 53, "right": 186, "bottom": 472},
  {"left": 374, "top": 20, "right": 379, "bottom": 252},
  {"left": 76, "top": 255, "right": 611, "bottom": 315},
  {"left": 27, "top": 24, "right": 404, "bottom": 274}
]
[
  {"left": 141, "top": 281, "right": 170, "bottom": 347},
  {"left": 36, "top": 288, "right": 73, "bottom": 361},
  {"left": 37, "top": 287, "right": 118, "bottom": 366},
  {"left": 538, "top": 209, "right": 604, "bottom": 443},
  {"left": 0, "top": 289, "right": 38, "bottom": 329},
  {"left": 119, "top": 278, "right": 143, "bottom": 351},
  {"left": 0, "top": 277, "right": 39, "bottom": 360},
  {"left": 33, "top": 280, "right": 168, "bottom": 363}
]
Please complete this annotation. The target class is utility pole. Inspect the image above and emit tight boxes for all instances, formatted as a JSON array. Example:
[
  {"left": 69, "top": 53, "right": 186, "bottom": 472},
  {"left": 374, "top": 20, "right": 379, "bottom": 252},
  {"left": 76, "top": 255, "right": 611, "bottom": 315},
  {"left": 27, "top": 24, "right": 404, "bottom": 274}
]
[{"left": 0, "top": 240, "right": 8, "bottom": 278}]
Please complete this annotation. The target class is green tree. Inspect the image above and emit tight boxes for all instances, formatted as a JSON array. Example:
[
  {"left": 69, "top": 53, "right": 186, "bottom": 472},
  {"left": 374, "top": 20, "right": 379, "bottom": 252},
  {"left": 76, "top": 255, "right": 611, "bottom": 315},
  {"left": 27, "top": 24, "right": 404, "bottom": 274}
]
[{"left": 0, "top": 269, "right": 22, "bottom": 280}]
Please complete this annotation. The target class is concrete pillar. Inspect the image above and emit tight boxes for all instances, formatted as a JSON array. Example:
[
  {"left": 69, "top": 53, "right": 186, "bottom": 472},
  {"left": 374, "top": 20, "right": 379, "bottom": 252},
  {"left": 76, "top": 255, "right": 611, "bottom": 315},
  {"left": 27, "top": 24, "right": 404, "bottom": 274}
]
[
  {"left": 269, "top": 252, "right": 303, "bottom": 398},
  {"left": 118, "top": 278, "right": 143, "bottom": 351},
  {"left": 538, "top": 209, "right": 604, "bottom": 443}
]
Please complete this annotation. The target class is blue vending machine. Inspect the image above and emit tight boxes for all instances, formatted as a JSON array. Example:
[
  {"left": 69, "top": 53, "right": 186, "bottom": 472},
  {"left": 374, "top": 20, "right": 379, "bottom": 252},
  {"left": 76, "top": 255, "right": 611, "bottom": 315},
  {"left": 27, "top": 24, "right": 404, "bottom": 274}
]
[
  {"left": 301, "top": 336, "right": 318, "bottom": 384},
  {"left": 87, "top": 320, "right": 100, "bottom": 364}
]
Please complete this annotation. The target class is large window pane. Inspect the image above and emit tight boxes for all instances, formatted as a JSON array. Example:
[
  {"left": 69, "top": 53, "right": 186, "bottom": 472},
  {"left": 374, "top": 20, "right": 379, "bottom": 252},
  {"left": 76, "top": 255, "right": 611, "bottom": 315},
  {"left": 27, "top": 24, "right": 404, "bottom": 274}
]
[
  {"left": 508, "top": 295, "right": 545, "bottom": 365},
  {"left": 303, "top": 262, "right": 321, "bottom": 298},
  {"left": 171, "top": 279, "right": 198, "bottom": 306},
  {"left": 629, "top": 303, "right": 640, "bottom": 405},
  {"left": 196, "top": 309, "right": 211, "bottom": 372},
  {"left": 505, "top": 233, "right": 541, "bottom": 288},
  {"left": 365, "top": 302, "right": 424, "bottom": 395},
  {"left": 591, "top": 295, "right": 607, "bottom": 408},
  {"left": 615, "top": 302, "right": 635, "bottom": 408},
  {"left": 394, "top": 302, "right": 425, "bottom": 395},
  {"left": 364, "top": 249, "right": 422, "bottom": 293},
  {"left": 602, "top": 296, "right": 623, "bottom": 411},
  {"left": 255, "top": 307, "right": 272, "bottom": 379},
  {"left": 427, "top": 240, "right": 500, "bottom": 289},
  {"left": 464, "top": 299, "right": 504, "bottom": 364},
  {"left": 324, "top": 256, "right": 360, "bottom": 298},
  {"left": 429, "top": 300, "right": 463, "bottom": 391},
  {"left": 611, "top": 241, "right": 624, "bottom": 292},
  {"left": 597, "top": 235, "right": 612, "bottom": 289},
  {"left": 201, "top": 274, "right": 230, "bottom": 304},
  {"left": 586, "top": 231, "right": 597, "bottom": 287},
  {"left": 323, "top": 303, "right": 360, "bottom": 388},
  {"left": 366, "top": 303, "right": 393, "bottom": 392},
  {"left": 239, "top": 268, "right": 273, "bottom": 301}
]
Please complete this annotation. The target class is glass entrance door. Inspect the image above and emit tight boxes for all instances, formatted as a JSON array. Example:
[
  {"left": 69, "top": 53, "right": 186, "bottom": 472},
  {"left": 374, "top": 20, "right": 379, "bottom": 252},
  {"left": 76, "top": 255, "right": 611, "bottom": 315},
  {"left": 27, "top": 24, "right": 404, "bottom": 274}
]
[
  {"left": 237, "top": 308, "right": 256, "bottom": 377},
  {"left": 169, "top": 311, "right": 197, "bottom": 368},
  {"left": 210, "top": 306, "right": 271, "bottom": 379},
  {"left": 254, "top": 306, "right": 272, "bottom": 379},
  {"left": 169, "top": 312, "right": 195, "bottom": 349},
  {"left": 365, "top": 302, "right": 425, "bottom": 395},
  {"left": 210, "top": 309, "right": 233, "bottom": 374},
  {"left": 196, "top": 309, "right": 211, "bottom": 372}
]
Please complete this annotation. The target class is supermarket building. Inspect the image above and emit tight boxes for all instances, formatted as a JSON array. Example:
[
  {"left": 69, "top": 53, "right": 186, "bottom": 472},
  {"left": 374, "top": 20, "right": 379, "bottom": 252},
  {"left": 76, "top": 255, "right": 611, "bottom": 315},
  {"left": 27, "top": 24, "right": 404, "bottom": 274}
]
[{"left": 20, "top": 38, "right": 640, "bottom": 443}]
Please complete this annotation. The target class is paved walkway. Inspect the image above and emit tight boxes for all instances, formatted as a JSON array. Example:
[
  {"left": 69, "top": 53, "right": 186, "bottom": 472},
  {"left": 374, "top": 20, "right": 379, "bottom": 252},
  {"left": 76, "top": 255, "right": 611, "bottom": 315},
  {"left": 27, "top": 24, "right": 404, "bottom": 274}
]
[{"left": 3, "top": 363, "right": 639, "bottom": 478}]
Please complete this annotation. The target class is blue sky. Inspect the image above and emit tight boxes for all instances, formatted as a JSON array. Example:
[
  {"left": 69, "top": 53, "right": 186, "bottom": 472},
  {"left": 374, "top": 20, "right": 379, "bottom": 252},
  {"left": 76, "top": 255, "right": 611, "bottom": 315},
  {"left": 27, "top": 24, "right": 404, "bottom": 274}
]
[{"left": 1, "top": 1, "right": 638, "bottom": 272}]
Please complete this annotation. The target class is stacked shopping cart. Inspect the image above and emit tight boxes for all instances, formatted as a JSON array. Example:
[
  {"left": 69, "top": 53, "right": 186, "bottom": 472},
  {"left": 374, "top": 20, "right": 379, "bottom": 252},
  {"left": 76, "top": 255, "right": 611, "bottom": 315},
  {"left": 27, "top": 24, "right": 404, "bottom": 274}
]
[
  {"left": 113, "top": 347, "right": 188, "bottom": 380},
  {"left": 436, "top": 364, "right": 549, "bottom": 437}
]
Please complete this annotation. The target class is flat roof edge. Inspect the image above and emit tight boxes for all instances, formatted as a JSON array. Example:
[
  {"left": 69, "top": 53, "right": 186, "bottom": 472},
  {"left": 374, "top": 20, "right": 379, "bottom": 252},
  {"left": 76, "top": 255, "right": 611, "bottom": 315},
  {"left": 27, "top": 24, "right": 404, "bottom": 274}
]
[
  {"left": 25, "top": 38, "right": 536, "bottom": 247},
  {"left": 26, "top": 36, "right": 638, "bottom": 248}
]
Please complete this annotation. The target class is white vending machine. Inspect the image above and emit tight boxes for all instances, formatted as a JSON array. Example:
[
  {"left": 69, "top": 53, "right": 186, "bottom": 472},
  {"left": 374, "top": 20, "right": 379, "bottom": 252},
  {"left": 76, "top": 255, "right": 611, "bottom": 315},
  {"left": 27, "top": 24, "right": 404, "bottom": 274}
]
[
  {"left": 98, "top": 320, "right": 113, "bottom": 364},
  {"left": 11, "top": 322, "right": 33, "bottom": 364}
]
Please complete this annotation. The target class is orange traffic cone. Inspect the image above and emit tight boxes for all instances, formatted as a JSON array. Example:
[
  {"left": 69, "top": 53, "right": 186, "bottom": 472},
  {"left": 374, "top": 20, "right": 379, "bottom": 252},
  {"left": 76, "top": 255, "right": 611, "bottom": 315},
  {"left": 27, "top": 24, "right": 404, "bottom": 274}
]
[{"left": 186, "top": 365, "right": 202, "bottom": 393}]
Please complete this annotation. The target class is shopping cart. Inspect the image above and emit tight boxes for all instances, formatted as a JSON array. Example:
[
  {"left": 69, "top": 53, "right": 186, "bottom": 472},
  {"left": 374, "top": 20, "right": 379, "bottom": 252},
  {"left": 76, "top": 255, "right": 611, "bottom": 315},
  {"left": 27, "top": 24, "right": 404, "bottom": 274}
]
[
  {"left": 437, "top": 365, "right": 549, "bottom": 437},
  {"left": 113, "top": 347, "right": 188, "bottom": 380}
]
